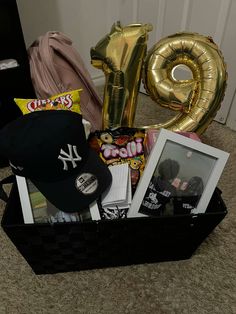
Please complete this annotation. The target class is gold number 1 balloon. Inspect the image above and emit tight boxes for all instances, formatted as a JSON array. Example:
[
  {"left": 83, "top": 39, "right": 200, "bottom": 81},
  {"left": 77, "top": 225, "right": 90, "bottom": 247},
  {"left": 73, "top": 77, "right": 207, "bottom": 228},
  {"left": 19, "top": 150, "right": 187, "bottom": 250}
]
[
  {"left": 142, "top": 32, "right": 227, "bottom": 134},
  {"left": 91, "top": 21, "right": 152, "bottom": 129}
]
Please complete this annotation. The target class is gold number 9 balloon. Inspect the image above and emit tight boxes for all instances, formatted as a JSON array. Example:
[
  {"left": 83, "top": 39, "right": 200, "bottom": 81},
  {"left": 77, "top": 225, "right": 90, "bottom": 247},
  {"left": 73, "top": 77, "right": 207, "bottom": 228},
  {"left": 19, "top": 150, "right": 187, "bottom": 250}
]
[
  {"left": 91, "top": 23, "right": 227, "bottom": 134},
  {"left": 143, "top": 32, "right": 227, "bottom": 134}
]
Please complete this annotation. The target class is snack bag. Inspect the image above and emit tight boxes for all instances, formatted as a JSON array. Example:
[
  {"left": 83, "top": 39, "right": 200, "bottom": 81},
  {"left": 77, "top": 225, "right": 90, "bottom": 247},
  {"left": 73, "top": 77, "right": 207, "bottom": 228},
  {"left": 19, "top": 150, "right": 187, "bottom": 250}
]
[
  {"left": 14, "top": 89, "right": 82, "bottom": 115},
  {"left": 88, "top": 127, "right": 146, "bottom": 194}
]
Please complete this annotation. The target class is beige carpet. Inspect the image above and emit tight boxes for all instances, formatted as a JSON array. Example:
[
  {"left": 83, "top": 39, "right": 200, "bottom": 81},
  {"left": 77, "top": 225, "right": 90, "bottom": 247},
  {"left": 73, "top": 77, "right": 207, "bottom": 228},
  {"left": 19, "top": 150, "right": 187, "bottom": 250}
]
[{"left": 0, "top": 92, "right": 236, "bottom": 314}]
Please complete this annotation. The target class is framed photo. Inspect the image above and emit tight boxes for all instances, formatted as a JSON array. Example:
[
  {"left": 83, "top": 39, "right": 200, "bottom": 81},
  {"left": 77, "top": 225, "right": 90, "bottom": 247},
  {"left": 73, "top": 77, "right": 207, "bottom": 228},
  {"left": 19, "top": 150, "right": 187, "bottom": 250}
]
[
  {"left": 127, "top": 128, "right": 229, "bottom": 218},
  {"left": 16, "top": 176, "right": 96, "bottom": 224}
]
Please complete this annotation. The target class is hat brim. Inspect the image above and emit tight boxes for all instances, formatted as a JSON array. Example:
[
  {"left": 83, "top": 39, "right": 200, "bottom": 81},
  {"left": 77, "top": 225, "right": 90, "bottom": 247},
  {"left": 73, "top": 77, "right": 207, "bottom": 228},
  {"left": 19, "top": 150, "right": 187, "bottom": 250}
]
[{"left": 31, "top": 149, "right": 112, "bottom": 213}]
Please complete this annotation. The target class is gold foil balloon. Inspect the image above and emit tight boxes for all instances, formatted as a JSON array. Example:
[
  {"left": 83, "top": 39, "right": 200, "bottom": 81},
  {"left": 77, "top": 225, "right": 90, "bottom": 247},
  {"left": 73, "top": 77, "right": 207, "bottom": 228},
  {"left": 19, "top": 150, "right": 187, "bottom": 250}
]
[
  {"left": 142, "top": 32, "right": 227, "bottom": 134},
  {"left": 91, "top": 21, "right": 152, "bottom": 129}
]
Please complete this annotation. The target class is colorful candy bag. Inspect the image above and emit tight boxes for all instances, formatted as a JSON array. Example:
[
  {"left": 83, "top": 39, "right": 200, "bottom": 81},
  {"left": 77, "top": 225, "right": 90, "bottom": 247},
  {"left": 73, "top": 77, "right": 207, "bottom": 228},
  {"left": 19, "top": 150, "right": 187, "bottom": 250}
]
[
  {"left": 88, "top": 127, "right": 146, "bottom": 194},
  {"left": 14, "top": 89, "right": 82, "bottom": 115}
]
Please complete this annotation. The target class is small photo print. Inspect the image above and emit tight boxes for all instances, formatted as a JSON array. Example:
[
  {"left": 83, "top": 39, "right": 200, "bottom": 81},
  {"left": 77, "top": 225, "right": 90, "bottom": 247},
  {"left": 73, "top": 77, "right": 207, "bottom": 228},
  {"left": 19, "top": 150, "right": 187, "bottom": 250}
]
[
  {"left": 97, "top": 200, "right": 129, "bottom": 220},
  {"left": 89, "top": 198, "right": 129, "bottom": 221},
  {"left": 139, "top": 141, "right": 216, "bottom": 216}
]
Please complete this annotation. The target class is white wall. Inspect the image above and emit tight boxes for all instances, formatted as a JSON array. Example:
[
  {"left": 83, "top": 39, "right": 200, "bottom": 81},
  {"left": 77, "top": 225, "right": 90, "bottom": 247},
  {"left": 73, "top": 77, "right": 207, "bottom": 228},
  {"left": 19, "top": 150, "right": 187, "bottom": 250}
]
[{"left": 16, "top": 0, "right": 120, "bottom": 84}]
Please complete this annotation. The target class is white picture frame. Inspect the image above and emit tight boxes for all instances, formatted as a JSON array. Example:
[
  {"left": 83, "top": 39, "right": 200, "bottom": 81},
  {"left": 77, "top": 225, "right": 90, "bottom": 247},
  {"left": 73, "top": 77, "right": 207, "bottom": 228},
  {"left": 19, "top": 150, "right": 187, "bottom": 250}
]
[
  {"left": 127, "top": 128, "right": 229, "bottom": 218},
  {"left": 16, "top": 176, "right": 96, "bottom": 224},
  {"left": 16, "top": 176, "right": 34, "bottom": 224}
]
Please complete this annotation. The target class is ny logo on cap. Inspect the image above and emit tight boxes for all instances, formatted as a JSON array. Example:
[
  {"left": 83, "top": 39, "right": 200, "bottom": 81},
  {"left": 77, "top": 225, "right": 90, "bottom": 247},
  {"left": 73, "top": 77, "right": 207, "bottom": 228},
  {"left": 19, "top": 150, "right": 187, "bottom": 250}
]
[{"left": 58, "top": 144, "right": 82, "bottom": 170}]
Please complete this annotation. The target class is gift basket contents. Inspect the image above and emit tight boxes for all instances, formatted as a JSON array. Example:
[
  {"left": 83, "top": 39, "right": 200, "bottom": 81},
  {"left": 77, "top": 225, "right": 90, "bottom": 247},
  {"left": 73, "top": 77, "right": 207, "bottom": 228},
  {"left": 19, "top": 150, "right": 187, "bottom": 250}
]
[{"left": 0, "top": 21, "right": 230, "bottom": 274}]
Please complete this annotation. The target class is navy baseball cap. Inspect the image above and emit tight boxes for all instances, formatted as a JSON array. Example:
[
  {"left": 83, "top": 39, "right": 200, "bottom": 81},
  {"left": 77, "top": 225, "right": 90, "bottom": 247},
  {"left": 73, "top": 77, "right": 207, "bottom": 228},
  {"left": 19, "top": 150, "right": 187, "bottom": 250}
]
[{"left": 0, "top": 110, "right": 112, "bottom": 212}]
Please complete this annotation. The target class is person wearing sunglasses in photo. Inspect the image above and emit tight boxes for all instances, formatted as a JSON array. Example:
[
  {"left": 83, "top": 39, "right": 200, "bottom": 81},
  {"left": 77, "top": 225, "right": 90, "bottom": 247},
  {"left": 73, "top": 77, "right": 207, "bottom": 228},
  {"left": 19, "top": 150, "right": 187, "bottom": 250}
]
[{"left": 139, "top": 158, "right": 180, "bottom": 216}]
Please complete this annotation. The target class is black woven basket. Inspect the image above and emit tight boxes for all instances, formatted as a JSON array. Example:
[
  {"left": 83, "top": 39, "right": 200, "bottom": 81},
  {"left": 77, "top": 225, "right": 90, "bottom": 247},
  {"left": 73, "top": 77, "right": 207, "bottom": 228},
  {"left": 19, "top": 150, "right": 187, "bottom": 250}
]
[{"left": 1, "top": 183, "right": 227, "bottom": 274}]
